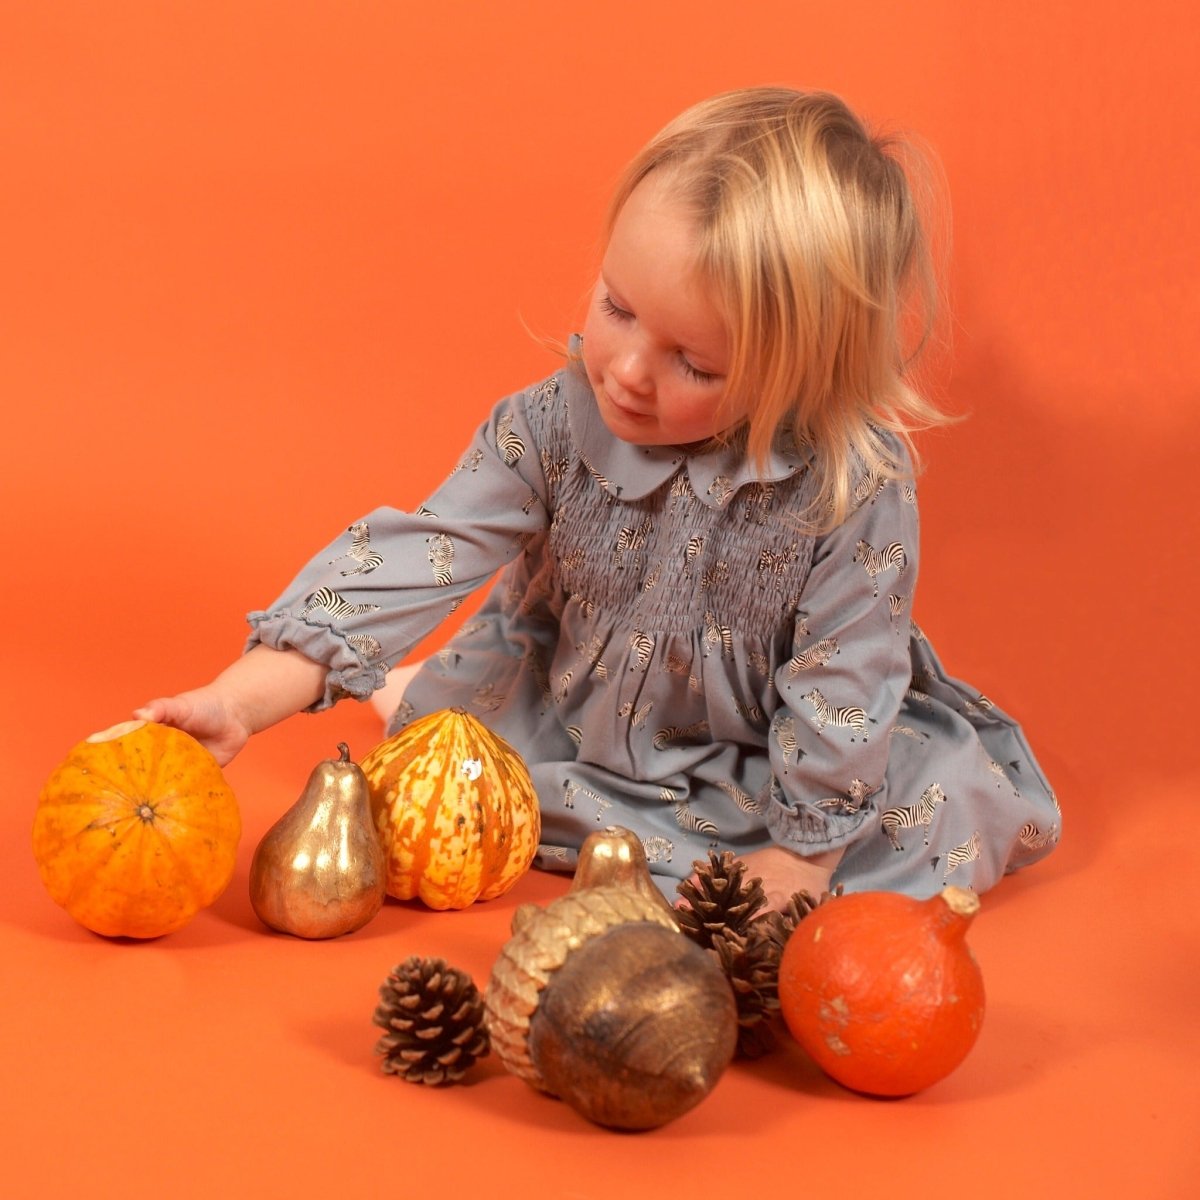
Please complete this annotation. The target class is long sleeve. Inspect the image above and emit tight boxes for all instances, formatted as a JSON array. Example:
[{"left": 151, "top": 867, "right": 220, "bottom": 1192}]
[
  {"left": 765, "top": 452, "right": 919, "bottom": 852},
  {"left": 246, "top": 386, "right": 552, "bottom": 709}
]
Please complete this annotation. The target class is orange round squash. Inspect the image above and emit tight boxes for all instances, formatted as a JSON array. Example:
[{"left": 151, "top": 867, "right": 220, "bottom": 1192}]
[
  {"left": 778, "top": 887, "right": 986, "bottom": 1096},
  {"left": 32, "top": 720, "right": 242, "bottom": 939},
  {"left": 360, "top": 708, "right": 540, "bottom": 910}
]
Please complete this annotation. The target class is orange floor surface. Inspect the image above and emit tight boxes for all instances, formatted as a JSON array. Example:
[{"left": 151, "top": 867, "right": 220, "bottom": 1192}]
[{"left": 3, "top": 3, "right": 1197, "bottom": 1198}]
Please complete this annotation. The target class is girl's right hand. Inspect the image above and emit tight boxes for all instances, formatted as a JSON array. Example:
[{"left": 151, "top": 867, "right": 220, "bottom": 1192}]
[{"left": 133, "top": 689, "right": 252, "bottom": 767}]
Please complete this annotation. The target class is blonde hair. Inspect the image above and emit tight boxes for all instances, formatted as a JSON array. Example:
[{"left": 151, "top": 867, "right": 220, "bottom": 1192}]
[{"left": 605, "top": 87, "right": 951, "bottom": 530}]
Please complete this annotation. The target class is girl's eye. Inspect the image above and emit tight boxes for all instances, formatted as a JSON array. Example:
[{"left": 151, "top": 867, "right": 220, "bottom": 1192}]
[
  {"left": 599, "top": 294, "right": 632, "bottom": 321},
  {"left": 681, "top": 357, "right": 719, "bottom": 385}
]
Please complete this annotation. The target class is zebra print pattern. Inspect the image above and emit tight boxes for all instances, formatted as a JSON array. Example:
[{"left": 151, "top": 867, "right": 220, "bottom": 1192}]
[
  {"left": 345, "top": 633, "right": 383, "bottom": 659},
  {"left": 703, "top": 610, "right": 733, "bottom": 657},
  {"left": 627, "top": 629, "right": 654, "bottom": 670},
  {"left": 706, "top": 475, "right": 733, "bottom": 507},
  {"left": 881, "top": 783, "right": 947, "bottom": 851},
  {"left": 539, "top": 448, "right": 570, "bottom": 484},
  {"left": 674, "top": 800, "right": 719, "bottom": 839},
  {"left": 815, "top": 778, "right": 871, "bottom": 815},
  {"left": 528, "top": 377, "right": 560, "bottom": 405},
  {"left": 853, "top": 538, "right": 908, "bottom": 595},
  {"left": 1017, "top": 821, "right": 1057, "bottom": 851},
  {"left": 714, "top": 778, "right": 765, "bottom": 815},
  {"left": 742, "top": 483, "right": 775, "bottom": 524},
  {"left": 328, "top": 521, "right": 384, "bottom": 576},
  {"left": 495, "top": 406, "right": 526, "bottom": 466},
  {"left": 757, "top": 546, "right": 797, "bottom": 575},
  {"left": 652, "top": 719, "right": 710, "bottom": 749},
  {"left": 641, "top": 835, "right": 674, "bottom": 863},
  {"left": 299, "top": 587, "right": 381, "bottom": 621},
  {"left": 617, "top": 699, "right": 653, "bottom": 728},
  {"left": 668, "top": 472, "right": 694, "bottom": 508},
  {"left": 426, "top": 532, "right": 455, "bottom": 586},
  {"left": 943, "top": 831, "right": 982, "bottom": 879},
  {"left": 453, "top": 447, "right": 485, "bottom": 474},
  {"left": 562, "top": 778, "right": 611, "bottom": 823},
  {"left": 786, "top": 636, "right": 840, "bottom": 675},
  {"left": 853, "top": 469, "right": 887, "bottom": 505},
  {"left": 613, "top": 516, "right": 653, "bottom": 568},
  {"left": 772, "top": 713, "right": 804, "bottom": 765},
  {"left": 802, "top": 688, "right": 868, "bottom": 738}
]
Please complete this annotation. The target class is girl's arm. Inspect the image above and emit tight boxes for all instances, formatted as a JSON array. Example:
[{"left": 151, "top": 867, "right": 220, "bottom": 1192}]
[
  {"left": 136, "top": 381, "right": 556, "bottom": 767},
  {"left": 134, "top": 644, "right": 327, "bottom": 766},
  {"left": 737, "top": 845, "right": 845, "bottom": 911},
  {"left": 766, "top": 440, "right": 920, "bottom": 861}
]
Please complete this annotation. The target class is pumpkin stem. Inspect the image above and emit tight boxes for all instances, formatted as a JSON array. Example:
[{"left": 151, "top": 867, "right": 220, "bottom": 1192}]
[
  {"left": 87, "top": 719, "right": 148, "bottom": 744},
  {"left": 940, "top": 886, "right": 980, "bottom": 918},
  {"left": 929, "top": 886, "right": 980, "bottom": 941}
]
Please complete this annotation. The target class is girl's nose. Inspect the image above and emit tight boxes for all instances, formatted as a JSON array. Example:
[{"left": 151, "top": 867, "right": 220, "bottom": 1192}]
[{"left": 610, "top": 339, "right": 652, "bottom": 395}]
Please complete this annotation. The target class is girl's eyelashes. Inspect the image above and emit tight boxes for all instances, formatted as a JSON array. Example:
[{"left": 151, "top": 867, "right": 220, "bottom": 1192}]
[
  {"left": 681, "top": 359, "right": 720, "bottom": 384},
  {"left": 599, "top": 293, "right": 632, "bottom": 321}
]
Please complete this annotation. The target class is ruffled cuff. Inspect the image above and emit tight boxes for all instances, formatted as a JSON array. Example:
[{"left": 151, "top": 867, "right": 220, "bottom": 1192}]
[
  {"left": 763, "top": 778, "right": 874, "bottom": 853},
  {"left": 245, "top": 610, "right": 389, "bottom": 712}
]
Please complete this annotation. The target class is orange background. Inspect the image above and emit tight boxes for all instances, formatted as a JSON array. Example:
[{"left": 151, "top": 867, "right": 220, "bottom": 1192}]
[{"left": 3, "top": 2, "right": 1197, "bottom": 1196}]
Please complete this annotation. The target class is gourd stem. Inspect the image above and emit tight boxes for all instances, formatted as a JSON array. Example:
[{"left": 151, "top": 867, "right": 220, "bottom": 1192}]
[
  {"left": 336, "top": 743, "right": 351, "bottom": 764},
  {"left": 930, "top": 886, "right": 980, "bottom": 940}
]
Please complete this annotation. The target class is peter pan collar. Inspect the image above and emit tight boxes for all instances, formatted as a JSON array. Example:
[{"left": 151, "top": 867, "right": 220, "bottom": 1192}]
[{"left": 562, "top": 335, "right": 810, "bottom": 510}]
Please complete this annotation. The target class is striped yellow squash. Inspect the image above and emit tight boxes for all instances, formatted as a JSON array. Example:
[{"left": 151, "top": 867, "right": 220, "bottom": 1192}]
[{"left": 360, "top": 708, "right": 540, "bottom": 910}]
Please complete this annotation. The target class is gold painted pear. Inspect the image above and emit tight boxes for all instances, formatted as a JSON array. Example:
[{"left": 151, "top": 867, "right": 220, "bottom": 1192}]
[{"left": 250, "top": 743, "right": 386, "bottom": 938}]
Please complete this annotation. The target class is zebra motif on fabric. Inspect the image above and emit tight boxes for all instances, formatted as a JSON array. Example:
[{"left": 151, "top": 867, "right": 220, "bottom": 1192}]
[
  {"left": 426, "top": 533, "right": 455, "bottom": 586},
  {"left": 853, "top": 538, "right": 908, "bottom": 597},
  {"left": 328, "top": 521, "right": 385, "bottom": 576},
  {"left": 802, "top": 687, "right": 870, "bottom": 740},
  {"left": 881, "top": 783, "right": 947, "bottom": 851},
  {"left": 300, "top": 587, "right": 381, "bottom": 621}
]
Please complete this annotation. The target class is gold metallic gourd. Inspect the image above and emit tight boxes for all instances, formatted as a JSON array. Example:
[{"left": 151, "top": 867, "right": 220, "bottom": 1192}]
[
  {"left": 484, "top": 826, "right": 737, "bottom": 1130},
  {"left": 249, "top": 743, "right": 386, "bottom": 939}
]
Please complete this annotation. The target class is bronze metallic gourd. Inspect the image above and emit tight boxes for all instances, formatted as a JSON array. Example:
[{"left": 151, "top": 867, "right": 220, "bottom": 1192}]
[
  {"left": 484, "top": 825, "right": 737, "bottom": 1130},
  {"left": 249, "top": 743, "right": 386, "bottom": 939}
]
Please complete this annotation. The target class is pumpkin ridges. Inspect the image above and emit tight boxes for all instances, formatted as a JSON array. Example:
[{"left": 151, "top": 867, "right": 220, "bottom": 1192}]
[
  {"left": 65, "top": 820, "right": 197, "bottom": 937},
  {"left": 32, "top": 722, "right": 241, "bottom": 938},
  {"left": 361, "top": 708, "right": 539, "bottom": 911}
]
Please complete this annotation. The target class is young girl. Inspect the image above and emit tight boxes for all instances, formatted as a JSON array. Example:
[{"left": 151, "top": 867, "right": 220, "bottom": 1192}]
[{"left": 137, "top": 87, "right": 1059, "bottom": 907}]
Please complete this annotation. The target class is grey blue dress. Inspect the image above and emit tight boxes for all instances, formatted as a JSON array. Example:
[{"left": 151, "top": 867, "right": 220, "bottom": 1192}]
[{"left": 247, "top": 348, "right": 1060, "bottom": 898}]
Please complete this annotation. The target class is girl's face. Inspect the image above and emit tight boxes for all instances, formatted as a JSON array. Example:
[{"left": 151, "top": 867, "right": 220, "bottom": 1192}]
[{"left": 582, "top": 174, "right": 740, "bottom": 447}]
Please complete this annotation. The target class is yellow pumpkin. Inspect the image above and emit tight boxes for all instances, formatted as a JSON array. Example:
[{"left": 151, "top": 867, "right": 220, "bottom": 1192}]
[
  {"left": 32, "top": 720, "right": 242, "bottom": 938},
  {"left": 360, "top": 708, "right": 540, "bottom": 910}
]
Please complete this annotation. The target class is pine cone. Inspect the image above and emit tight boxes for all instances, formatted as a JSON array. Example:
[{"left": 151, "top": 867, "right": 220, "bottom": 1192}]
[
  {"left": 778, "top": 883, "right": 845, "bottom": 937},
  {"left": 675, "top": 850, "right": 768, "bottom": 948},
  {"left": 372, "top": 955, "right": 490, "bottom": 1085},
  {"left": 706, "top": 883, "right": 846, "bottom": 1058},
  {"left": 709, "top": 924, "right": 784, "bottom": 1058}
]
